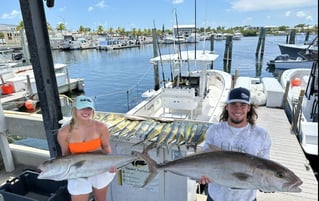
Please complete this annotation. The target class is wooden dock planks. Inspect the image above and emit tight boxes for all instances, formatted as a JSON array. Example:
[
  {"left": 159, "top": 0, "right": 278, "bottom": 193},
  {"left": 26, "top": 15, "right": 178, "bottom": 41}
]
[{"left": 256, "top": 106, "right": 317, "bottom": 201}]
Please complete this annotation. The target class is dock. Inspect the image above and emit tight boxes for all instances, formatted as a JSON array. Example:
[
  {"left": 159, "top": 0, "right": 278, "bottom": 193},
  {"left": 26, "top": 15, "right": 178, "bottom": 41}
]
[
  {"left": 197, "top": 107, "right": 318, "bottom": 201},
  {"left": 256, "top": 107, "right": 317, "bottom": 201}
]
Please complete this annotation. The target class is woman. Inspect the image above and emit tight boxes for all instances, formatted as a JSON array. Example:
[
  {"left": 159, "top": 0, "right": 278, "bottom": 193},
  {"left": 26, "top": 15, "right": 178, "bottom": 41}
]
[{"left": 57, "top": 95, "right": 117, "bottom": 201}]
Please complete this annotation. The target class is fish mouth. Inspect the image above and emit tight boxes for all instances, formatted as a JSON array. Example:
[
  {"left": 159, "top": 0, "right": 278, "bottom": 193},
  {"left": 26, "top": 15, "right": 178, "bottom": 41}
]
[{"left": 285, "top": 180, "right": 303, "bottom": 192}]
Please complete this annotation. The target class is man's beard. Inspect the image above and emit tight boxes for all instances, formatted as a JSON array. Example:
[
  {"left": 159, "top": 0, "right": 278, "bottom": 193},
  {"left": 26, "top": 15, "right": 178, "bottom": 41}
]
[{"left": 230, "top": 117, "right": 244, "bottom": 125}]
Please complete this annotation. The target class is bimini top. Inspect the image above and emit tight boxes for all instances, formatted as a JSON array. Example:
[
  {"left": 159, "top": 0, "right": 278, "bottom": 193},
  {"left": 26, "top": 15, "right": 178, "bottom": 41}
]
[{"left": 150, "top": 50, "right": 219, "bottom": 64}]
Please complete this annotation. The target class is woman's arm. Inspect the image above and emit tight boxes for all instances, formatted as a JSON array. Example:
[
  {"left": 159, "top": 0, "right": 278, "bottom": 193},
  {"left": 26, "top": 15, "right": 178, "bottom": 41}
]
[
  {"left": 57, "top": 126, "right": 70, "bottom": 156},
  {"left": 99, "top": 121, "right": 112, "bottom": 154}
]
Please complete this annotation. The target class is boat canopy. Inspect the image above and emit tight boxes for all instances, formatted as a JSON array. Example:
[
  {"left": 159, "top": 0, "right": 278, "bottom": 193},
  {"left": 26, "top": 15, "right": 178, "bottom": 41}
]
[{"left": 150, "top": 50, "right": 219, "bottom": 64}]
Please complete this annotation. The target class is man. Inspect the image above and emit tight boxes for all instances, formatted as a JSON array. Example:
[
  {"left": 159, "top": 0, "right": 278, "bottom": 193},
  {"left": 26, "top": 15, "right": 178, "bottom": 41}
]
[{"left": 199, "top": 87, "right": 271, "bottom": 201}]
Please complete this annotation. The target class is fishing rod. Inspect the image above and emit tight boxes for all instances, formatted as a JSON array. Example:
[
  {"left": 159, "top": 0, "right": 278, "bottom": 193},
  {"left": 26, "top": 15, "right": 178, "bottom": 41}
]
[{"left": 153, "top": 20, "right": 166, "bottom": 88}]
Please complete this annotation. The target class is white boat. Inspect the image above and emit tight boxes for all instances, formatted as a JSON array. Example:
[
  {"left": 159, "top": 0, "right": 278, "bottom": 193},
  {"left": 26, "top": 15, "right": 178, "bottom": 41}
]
[
  {"left": 186, "top": 33, "right": 200, "bottom": 43},
  {"left": 161, "top": 35, "right": 186, "bottom": 44},
  {"left": 96, "top": 38, "right": 122, "bottom": 50},
  {"left": 234, "top": 76, "right": 285, "bottom": 108},
  {"left": 234, "top": 77, "right": 266, "bottom": 106},
  {"left": 233, "top": 31, "right": 242, "bottom": 40},
  {"left": 60, "top": 37, "right": 92, "bottom": 50},
  {"left": 280, "top": 64, "right": 318, "bottom": 156},
  {"left": 0, "top": 63, "right": 84, "bottom": 98},
  {"left": 127, "top": 50, "right": 232, "bottom": 123},
  {"left": 214, "top": 33, "right": 224, "bottom": 40},
  {"left": 267, "top": 54, "right": 313, "bottom": 69}
]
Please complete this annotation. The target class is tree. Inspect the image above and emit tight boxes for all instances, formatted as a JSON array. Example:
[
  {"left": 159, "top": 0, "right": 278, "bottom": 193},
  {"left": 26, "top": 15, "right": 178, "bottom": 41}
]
[
  {"left": 16, "top": 21, "right": 24, "bottom": 31},
  {"left": 56, "top": 23, "right": 67, "bottom": 32},
  {"left": 97, "top": 25, "right": 104, "bottom": 34}
]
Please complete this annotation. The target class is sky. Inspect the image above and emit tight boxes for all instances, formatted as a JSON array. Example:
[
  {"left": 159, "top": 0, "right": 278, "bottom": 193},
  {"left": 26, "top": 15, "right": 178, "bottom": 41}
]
[{"left": 0, "top": 0, "right": 318, "bottom": 31}]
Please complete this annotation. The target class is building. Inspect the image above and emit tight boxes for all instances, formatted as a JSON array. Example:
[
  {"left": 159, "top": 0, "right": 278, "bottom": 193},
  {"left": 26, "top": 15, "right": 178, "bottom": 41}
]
[
  {"left": 0, "top": 24, "right": 21, "bottom": 45},
  {"left": 173, "top": 24, "right": 196, "bottom": 37}
]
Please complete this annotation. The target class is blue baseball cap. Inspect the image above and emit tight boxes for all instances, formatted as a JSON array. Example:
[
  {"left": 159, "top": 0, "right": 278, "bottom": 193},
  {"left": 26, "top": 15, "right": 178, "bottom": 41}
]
[
  {"left": 74, "top": 95, "right": 95, "bottom": 110},
  {"left": 226, "top": 87, "right": 250, "bottom": 104}
]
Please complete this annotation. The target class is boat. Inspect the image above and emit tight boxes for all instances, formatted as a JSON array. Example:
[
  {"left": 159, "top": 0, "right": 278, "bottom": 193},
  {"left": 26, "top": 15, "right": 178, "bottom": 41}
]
[
  {"left": 0, "top": 63, "right": 84, "bottom": 108},
  {"left": 280, "top": 64, "right": 318, "bottom": 156},
  {"left": 96, "top": 38, "right": 122, "bottom": 50},
  {"left": 161, "top": 34, "right": 186, "bottom": 44},
  {"left": 60, "top": 37, "right": 93, "bottom": 50},
  {"left": 234, "top": 76, "right": 285, "bottom": 108},
  {"left": 232, "top": 31, "right": 242, "bottom": 40},
  {"left": 186, "top": 33, "right": 200, "bottom": 43},
  {"left": 267, "top": 54, "right": 313, "bottom": 69},
  {"left": 277, "top": 36, "right": 318, "bottom": 59},
  {"left": 214, "top": 33, "right": 224, "bottom": 40},
  {"left": 234, "top": 77, "right": 266, "bottom": 106},
  {"left": 127, "top": 50, "right": 232, "bottom": 123}
]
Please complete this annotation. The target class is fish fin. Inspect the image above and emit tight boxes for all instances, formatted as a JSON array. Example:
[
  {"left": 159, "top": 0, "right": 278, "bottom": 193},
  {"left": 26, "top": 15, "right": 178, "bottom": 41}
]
[
  {"left": 132, "top": 144, "right": 158, "bottom": 187},
  {"left": 232, "top": 172, "right": 252, "bottom": 181}
]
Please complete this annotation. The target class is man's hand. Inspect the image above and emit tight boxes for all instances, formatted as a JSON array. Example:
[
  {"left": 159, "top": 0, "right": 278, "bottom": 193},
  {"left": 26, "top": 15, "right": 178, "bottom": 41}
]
[{"left": 198, "top": 176, "right": 212, "bottom": 184}]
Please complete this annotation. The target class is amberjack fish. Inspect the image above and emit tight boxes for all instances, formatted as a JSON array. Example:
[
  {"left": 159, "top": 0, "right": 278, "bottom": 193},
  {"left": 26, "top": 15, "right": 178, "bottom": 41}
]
[
  {"left": 38, "top": 153, "right": 137, "bottom": 181},
  {"left": 132, "top": 144, "right": 303, "bottom": 193}
]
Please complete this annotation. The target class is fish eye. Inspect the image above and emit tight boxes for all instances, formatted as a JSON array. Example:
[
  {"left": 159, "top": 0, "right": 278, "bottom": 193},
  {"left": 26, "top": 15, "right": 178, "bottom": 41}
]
[{"left": 276, "top": 171, "right": 285, "bottom": 178}]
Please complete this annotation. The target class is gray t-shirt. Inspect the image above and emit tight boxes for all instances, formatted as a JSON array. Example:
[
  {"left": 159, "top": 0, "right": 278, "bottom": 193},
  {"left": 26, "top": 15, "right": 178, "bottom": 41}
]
[{"left": 203, "top": 121, "right": 271, "bottom": 201}]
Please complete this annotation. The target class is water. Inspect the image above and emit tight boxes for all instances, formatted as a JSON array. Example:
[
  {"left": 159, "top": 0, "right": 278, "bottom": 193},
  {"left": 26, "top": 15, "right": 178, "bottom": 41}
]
[{"left": 51, "top": 34, "right": 312, "bottom": 113}]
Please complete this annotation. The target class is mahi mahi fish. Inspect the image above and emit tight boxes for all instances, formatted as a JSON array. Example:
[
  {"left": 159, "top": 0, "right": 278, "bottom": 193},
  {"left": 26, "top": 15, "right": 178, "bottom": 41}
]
[
  {"left": 132, "top": 145, "right": 303, "bottom": 193},
  {"left": 37, "top": 153, "right": 138, "bottom": 181}
]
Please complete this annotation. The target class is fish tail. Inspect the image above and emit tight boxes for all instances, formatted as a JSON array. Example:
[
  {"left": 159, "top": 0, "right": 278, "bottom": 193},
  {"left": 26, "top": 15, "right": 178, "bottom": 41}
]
[{"left": 132, "top": 142, "right": 158, "bottom": 187}]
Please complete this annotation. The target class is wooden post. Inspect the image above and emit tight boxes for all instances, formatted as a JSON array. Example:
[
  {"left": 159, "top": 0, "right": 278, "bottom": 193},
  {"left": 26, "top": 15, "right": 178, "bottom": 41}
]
[
  {"left": 289, "top": 29, "right": 296, "bottom": 44},
  {"left": 210, "top": 34, "right": 215, "bottom": 69},
  {"left": 223, "top": 35, "right": 232, "bottom": 73},
  {"left": 256, "top": 27, "right": 265, "bottom": 58},
  {"left": 282, "top": 81, "right": 290, "bottom": 109},
  {"left": 292, "top": 90, "right": 305, "bottom": 133},
  {"left": 152, "top": 28, "right": 160, "bottom": 90}
]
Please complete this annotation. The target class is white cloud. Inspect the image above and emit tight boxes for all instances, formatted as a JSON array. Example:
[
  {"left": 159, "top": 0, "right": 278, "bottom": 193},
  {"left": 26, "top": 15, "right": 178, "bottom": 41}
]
[
  {"left": 285, "top": 11, "right": 291, "bottom": 17},
  {"left": 88, "top": 6, "right": 94, "bottom": 12},
  {"left": 172, "top": 0, "right": 184, "bottom": 4},
  {"left": 95, "top": 0, "right": 106, "bottom": 8},
  {"left": 59, "top": 7, "right": 66, "bottom": 12},
  {"left": 296, "top": 11, "right": 306, "bottom": 17},
  {"left": 231, "top": 0, "right": 317, "bottom": 11},
  {"left": 306, "top": 16, "right": 313, "bottom": 22},
  {"left": 1, "top": 10, "right": 19, "bottom": 19}
]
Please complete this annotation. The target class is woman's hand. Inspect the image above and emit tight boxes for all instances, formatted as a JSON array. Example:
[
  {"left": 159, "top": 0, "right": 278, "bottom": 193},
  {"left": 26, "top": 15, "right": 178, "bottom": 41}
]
[
  {"left": 109, "top": 166, "right": 118, "bottom": 173},
  {"left": 198, "top": 176, "right": 212, "bottom": 184}
]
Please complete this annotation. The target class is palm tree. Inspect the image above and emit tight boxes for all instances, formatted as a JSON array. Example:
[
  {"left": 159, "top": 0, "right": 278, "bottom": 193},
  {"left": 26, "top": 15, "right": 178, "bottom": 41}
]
[
  {"left": 56, "top": 23, "right": 67, "bottom": 32},
  {"left": 97, "top": 25, "right": 104, "bottom": 34}
]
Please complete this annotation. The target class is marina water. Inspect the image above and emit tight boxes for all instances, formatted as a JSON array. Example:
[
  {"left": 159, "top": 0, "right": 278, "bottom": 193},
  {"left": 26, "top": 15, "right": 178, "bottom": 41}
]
[{"left": 51, "top": 34, "right": 311, "bottom": 113}]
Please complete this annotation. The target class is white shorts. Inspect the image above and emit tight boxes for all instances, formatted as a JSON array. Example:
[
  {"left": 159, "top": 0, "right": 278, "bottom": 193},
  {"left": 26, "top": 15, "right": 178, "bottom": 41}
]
[{"left": 67, "top": 172, "right": 116, "bottom": 195}]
